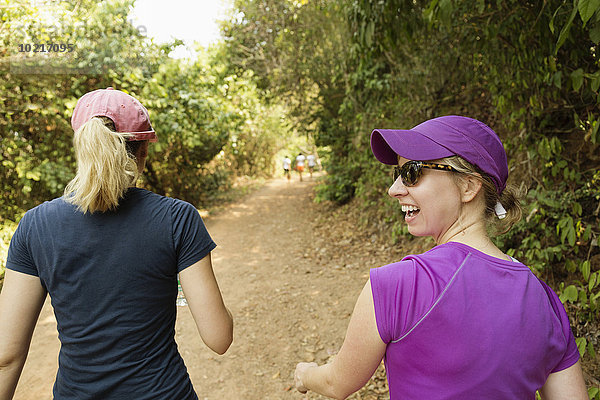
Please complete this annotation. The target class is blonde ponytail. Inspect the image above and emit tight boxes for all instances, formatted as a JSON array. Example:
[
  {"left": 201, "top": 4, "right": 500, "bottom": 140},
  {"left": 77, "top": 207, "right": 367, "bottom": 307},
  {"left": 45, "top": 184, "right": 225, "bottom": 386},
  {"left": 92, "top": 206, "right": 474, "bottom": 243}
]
[
  {"left": 495, "top": 186, "right": 523, "bottom": 234},
  {"left": 64, "top": 117, "right": 139, "bottom": 213}
]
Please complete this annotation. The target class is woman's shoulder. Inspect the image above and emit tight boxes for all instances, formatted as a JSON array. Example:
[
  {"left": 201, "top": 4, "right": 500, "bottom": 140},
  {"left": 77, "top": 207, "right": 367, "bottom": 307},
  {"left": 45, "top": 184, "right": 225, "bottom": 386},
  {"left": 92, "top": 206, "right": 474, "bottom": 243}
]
[
  {"left": 145, "top": 191, "right": 202, "bottom": 220},
  {"left": 370, "top": 244, "right": 470, "bottom": 288},
  {"left": 394, "top": 243, "right": 470, "bottom": 267},
  {"left": 25, "top": 196, "right": 73, "bottom": 217},
  {"left": 371, "top": 245, "right": 447, "bottom": 269},
  {"left": 126, "top": 188, "right": 196, "bottom": 208}
]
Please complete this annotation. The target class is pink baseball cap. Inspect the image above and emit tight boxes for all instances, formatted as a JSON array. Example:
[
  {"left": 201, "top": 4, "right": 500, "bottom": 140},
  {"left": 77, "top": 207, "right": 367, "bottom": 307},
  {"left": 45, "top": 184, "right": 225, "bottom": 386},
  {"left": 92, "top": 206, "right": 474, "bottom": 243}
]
[
  {"left": 71, "top": 87, "right": 157, "bottom": 142},
  {"left": 370, "top": 116, "right": 508, "bottom": 194}
]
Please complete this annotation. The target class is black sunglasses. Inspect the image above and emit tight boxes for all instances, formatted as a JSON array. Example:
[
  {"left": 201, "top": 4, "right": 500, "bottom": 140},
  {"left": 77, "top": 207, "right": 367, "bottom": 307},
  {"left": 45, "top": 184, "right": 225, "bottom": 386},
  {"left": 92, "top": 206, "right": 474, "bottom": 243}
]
[{"left": 393, "top": 161, "right": 457, "bottom": 186}]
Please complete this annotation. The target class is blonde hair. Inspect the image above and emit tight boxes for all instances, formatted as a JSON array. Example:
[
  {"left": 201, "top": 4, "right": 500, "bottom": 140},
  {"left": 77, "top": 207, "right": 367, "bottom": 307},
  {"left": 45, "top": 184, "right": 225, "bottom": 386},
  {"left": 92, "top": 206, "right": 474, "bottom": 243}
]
[
  {"left": 64, "top": 117, "right": 140, "bottom": 214},
  {"left": 441, "top": 156, "right": 523, "bottom": 234}
]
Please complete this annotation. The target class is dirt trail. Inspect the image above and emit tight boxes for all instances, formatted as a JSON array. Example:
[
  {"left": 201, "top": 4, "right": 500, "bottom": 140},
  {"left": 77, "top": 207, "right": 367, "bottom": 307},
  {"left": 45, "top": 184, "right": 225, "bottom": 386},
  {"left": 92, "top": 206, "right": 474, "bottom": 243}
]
[{"left": 14, "top": 175, "right": 391, "bottom": 400}]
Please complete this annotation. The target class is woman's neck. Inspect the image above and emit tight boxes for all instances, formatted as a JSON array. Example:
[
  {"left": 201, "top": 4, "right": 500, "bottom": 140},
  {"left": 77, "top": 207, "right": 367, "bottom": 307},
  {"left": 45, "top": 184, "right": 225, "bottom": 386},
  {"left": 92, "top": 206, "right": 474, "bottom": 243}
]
[{"left": 437, "top": 219, "right": 509, "bottom": 261}]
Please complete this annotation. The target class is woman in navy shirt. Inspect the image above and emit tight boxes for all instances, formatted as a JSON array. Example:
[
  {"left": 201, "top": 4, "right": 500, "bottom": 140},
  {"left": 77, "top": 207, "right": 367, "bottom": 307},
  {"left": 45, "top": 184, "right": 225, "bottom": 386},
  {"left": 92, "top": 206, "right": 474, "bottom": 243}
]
[{"left": 0, "top": 88, "right": 233, "bottom": 399}]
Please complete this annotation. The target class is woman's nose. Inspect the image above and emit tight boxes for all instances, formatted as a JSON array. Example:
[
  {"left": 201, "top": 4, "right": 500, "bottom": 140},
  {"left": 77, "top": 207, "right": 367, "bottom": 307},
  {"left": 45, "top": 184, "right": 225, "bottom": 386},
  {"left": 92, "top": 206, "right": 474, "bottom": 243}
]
[{"left": 388, "top": 177, "right": 408, "bottom": 198}]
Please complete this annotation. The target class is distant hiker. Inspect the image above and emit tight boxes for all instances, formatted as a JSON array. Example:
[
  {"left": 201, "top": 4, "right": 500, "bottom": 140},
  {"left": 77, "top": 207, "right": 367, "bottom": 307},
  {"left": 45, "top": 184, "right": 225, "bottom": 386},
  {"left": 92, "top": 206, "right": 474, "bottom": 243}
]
[
  {"left": 306, "top": 154, "right": 316, "bottom": 178},
  {"left": 283, "top": 155, "right": 292, "bottom": 181},
  {"left": 294, "top": 116, "right": 587, "bottom": 399},
  {"left": 295, "top": 153, "right": 306, "bottom": 182},
  {"left": 0, "top": 87, "right": 233, "bottom": 400}
]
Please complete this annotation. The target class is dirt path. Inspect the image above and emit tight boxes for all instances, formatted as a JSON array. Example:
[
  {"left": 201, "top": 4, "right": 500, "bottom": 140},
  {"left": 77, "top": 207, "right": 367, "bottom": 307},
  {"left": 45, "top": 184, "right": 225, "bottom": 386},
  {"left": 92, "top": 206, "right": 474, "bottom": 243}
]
[{"left": 14, "top": 175, "right": 392, "bottom": 400}]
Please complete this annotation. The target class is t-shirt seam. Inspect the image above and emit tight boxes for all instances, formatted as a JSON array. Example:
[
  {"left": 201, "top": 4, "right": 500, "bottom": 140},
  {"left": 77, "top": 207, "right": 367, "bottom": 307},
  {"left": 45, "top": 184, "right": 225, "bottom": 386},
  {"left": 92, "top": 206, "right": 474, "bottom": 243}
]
[
  {"left": 5, "top": 262, "right": 39, "bottom": 276},
  {"left": 534, "top": 277, "right": 568, "bottom": 342},
  {"left": 371, "top": 268, "right": 389, "bottom": 343},
  {"left": 391, "top": 253, "right": 471, "bottom": 343},
  {"left": 169, "top": 198, "right": 176, "bottom": 260},
  {"left": 8, "top": 210, "right": 39, "bottom": 276},
  {"left": 534, "top": 277, "right": 579, "bottom": 371},
  {"left": 552, "top": 350, "right": 580, "bottom": 373},
  {"left": 178, "top": 241, "right": 217, "bottom": 273},
  {"left": 444, "top": 242, "right": 527, "bottom": 270}
]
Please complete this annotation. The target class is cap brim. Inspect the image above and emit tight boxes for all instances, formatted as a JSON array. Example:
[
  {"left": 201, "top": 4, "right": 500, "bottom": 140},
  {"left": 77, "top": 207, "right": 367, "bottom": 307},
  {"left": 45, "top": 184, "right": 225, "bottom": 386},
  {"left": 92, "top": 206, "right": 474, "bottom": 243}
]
[
  {"left": 370, "top": 128, "right": 454, "bottom": 165},
  {"left": 126, "top": 131, "right": 158, "bottom": 142}
]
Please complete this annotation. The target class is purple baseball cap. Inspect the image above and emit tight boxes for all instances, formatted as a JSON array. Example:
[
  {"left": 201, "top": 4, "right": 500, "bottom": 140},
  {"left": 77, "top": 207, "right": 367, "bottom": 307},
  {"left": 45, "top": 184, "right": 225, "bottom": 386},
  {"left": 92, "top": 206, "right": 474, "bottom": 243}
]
[
  {"left": 370, "top": 116, "right": 508, "bottom": 194},
  {"left": 71, "top": 87, "right": 157, "bottom": 142}
]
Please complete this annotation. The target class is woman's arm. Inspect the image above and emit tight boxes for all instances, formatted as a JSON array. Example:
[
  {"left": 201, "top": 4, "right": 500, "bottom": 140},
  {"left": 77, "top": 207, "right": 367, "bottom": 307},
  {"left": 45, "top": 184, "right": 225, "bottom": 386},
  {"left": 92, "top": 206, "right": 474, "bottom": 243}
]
[
  {"left": 539, "top": 360, "right": 588, "bottom": 400},
  {"left": 294, "top": 279, "right": 386, "bottom": 399},
  {"left": 0, "top": 269, "right": 47, "bottom": 400},
  {"left": 179, "top": 253, "right": 233, "bottom": 355}
]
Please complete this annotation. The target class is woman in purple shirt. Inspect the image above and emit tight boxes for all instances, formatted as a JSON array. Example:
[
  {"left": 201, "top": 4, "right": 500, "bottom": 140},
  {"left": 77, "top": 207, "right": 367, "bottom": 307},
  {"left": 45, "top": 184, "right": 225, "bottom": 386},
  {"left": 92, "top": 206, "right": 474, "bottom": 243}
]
[{"left": 294, "top": 116, "right": 587, "bottom": 399}]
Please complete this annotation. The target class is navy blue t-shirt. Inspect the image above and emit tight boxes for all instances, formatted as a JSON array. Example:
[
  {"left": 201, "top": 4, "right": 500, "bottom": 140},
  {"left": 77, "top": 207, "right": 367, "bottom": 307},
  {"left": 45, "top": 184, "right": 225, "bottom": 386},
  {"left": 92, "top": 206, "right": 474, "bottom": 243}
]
[{"left": 6, "top": 188, "right": 216, "bottom": 400}]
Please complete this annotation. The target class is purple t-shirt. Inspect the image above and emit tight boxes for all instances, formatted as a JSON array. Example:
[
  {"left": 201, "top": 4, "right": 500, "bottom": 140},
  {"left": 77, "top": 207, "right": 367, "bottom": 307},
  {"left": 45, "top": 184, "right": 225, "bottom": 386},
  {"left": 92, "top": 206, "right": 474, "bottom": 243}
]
[{"left": 370, "top": 242, "right": 579, "bottom": 399}]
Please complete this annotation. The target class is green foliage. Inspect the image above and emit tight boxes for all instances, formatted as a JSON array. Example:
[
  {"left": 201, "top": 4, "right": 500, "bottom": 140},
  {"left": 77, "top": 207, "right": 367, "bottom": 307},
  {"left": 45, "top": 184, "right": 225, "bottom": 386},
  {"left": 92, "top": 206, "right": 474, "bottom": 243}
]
[
  {"left": 1, "top": 0, "right": 292, "bottom": 222},
  {"left": 1, "top": 0, "right": 160, "bottom": 221},
  {"left": 223, "top": 0, "right": 351, "bottom": 200},
  {"left": 139, "top": 56, "right": 234, "bottom": 202}
]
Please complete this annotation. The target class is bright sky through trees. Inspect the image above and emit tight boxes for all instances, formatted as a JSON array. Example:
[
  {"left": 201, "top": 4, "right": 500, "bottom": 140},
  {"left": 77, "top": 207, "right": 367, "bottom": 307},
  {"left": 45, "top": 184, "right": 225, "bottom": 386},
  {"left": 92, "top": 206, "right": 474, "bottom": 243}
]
[{"left": 130, "top": 0, "right": 232, "bottom": 58}]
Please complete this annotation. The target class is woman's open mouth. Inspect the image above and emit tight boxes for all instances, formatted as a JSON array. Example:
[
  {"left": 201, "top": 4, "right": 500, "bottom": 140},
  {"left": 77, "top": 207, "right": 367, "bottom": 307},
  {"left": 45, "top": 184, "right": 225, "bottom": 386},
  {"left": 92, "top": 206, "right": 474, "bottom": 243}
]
[{"left": 401, "top": 204, "right": 421, "bottom": 219}]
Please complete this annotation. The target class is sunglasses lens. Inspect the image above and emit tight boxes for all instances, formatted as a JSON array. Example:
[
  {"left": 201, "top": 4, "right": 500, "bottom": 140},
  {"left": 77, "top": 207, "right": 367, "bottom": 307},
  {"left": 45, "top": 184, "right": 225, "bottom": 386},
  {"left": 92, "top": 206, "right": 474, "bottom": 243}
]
[{"left": 402, "top": 162, "right": 421, "bottom": 186}]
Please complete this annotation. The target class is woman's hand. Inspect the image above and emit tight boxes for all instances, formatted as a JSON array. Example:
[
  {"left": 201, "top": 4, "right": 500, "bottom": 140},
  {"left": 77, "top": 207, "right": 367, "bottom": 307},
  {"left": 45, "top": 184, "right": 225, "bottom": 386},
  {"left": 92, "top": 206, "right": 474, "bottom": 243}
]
[
  {"left": 295, "top": 362, "right": 318, "bottom": 393},
  {"left": 291, "top": 280, "right": 386, "bottom": 399}
]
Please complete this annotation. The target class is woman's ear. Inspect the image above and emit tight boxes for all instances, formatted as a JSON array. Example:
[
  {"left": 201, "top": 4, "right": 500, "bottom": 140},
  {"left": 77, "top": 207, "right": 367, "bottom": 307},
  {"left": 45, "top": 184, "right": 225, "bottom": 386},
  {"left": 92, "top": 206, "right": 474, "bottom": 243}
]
[
  {"left": 460, "top": 174, "right": 483, "bottom": 203},
  {"left": 135, "top": 141, "right": 149, "bottom": 159},
  {"left": 134, "top": 141, "right": 149, "bottom": 174}
]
